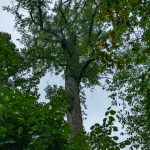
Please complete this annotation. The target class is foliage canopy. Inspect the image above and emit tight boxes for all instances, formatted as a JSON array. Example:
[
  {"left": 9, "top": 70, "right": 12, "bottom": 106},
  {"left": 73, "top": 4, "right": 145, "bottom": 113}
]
[{"left": 1, "top": 0, "right": 150, "bottom": 149}]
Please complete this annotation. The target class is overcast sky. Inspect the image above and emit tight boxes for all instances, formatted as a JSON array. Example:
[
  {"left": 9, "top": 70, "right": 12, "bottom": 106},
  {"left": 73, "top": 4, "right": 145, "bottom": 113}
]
[{"left": 0, "top": 1, "right": 129, "bottom": 149}]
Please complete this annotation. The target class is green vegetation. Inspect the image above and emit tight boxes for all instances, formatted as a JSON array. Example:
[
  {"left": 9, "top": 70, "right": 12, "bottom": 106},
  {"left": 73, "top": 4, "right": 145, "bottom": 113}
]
[{"left": 0, "top": 0, "right": 149, "bottom": 149}]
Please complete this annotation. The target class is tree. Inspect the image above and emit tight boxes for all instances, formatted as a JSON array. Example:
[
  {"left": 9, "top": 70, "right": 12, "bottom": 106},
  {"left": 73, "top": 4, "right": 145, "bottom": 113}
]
[
  {"left": 0, "top": 32, "right": 71, "bottom": 149},
  {"left": 0, "top": 32, "right": 23, "bottom": 88},
  {"left": 0, "top": 87, "right": 72, "bottom": 150},
  {"left": 97, "top": 1, "right": 150, "bottom": 148},
  {"left": 103, "top": 50, "right": 150, "bottom": 149},
  {"left": 104, "top": 33, "right": 150, "bottom": 149},
  {"left": 4, "top": 0, "right": 149, "bottom": 139}
]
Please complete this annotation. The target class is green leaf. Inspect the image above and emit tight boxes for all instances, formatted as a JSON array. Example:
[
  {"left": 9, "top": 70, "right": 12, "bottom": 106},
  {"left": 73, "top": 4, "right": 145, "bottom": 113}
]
[
  {"left": 113, "top": 136, "right": 119, "bottom": 141},
  {"left": 110, "top": 110, "right": 116, "bottom": 115},
  {"left": 109, "top": 116, "right": 115, "bottom": 122},
  {"left": 112, "top": 126, "right": 118, "bottom": 132},
  {"left": 105, "top": 111, "right": 110, "bottom": 116}
]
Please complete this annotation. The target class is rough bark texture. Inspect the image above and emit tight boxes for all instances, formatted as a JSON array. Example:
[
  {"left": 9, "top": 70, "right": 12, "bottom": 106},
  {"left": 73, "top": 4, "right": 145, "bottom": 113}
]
[{"left": 65, "top": 75, "right": 83, "bottom": 135}]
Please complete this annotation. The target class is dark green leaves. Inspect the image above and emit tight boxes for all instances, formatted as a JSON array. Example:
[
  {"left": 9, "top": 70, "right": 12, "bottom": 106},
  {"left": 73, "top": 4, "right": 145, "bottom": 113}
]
[
  {"left": 89, "top": 107, "right": 129, "bottom": 150},
  {"left": 2, "top": 0, "right": 150, "bottom": 148},
  {"left": 0, "top": 87, "right": 70, "bottom": 149},
  {"left": 105, "top": 110, "right": 116, "bottom": 116},
  {"left": 0, "top": 32, "right": 23, "bottom": 87}
]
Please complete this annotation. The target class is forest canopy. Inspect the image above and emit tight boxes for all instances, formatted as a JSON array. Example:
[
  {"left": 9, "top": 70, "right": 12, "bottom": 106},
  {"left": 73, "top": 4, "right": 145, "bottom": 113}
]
[{"left": 0, "top": 0, "right": 150, "bottom": 149}]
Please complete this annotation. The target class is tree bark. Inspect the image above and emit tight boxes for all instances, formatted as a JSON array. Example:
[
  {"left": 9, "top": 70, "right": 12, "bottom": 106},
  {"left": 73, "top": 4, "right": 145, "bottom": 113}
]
[{"left": 65, "top": 75, "right": 83, "bottom": 135}]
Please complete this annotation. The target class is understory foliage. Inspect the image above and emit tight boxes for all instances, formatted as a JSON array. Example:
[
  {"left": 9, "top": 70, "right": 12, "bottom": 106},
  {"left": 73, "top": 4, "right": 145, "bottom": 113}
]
[
  {"left": 1, "top": 0, "right": 150, "bottom": 149},
  {"left": 0, "top": 87, "right": 70, "bottom": 150},
  {"left": 0, "top": 88, "right": 130, "bottom": 150}
]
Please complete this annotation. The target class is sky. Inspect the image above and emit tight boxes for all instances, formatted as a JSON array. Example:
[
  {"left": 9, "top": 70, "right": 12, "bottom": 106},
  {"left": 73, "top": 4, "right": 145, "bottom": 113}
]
[{"left": 0, "top": 1, "right": 129, "bottom": 149}]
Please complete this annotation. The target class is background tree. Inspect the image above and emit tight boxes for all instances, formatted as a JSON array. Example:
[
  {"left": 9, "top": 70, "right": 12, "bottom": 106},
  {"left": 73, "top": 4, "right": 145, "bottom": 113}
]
[
  {"left": 0, "top": 32, "right": 71, "bottom": 149},
  {"left": 0, "top": 32, "right": 23, "bottom": 88},
  {"left": 97, "top": 1, "right": 150, "bottom": 149}
]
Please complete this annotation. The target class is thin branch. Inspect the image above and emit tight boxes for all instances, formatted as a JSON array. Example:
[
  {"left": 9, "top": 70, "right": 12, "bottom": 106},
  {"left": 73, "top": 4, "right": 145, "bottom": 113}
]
[
  {"left": 100, "top": 76, "right": 112, "bottom": 80},
  {"left": 71, "top": 0, "right": 87, "bottom": 26},
  {"left": 64, "top": 0, "right": 72, "bottom": 11},
  {"left": 78, "top": 58, "right": 95, "bottom": 83},
  {"left": 78, "top": 40, "right": 113, "bottom": 82},
  {"left": 35, "top": 56, "right": 55, "bottom": 60},
  {"left": 29, "top": 11, "right": 72, "bottom": 57},
  {"left": 29, "top": 10, "right": 62, "bottom": 42},
  {"left": 87, "top": 2, "right": 104, "bottom": 47},
  {"left": 60, "top": 9, "right": 70, "bottom": 29},
  {"left": 37, "top": 1, "right": 43, "bottom": 29},
  {"left": 59, "top": 0, "right": 73, "bottom": 32},
  {"left": 62, "top": 0, "right": 70, "bottom": 5},
  {"left": 35, "top": 56, "right": 66, "bottom": 66},
  {"left": 87, "top": 5, "right": 99, "bottom": 47}
]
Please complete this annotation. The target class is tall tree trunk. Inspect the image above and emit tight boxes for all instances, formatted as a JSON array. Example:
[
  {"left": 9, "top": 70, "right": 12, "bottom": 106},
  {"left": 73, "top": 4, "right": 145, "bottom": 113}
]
[{"left": 65, "top": 75, "right": 83, "bottom": 135}]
